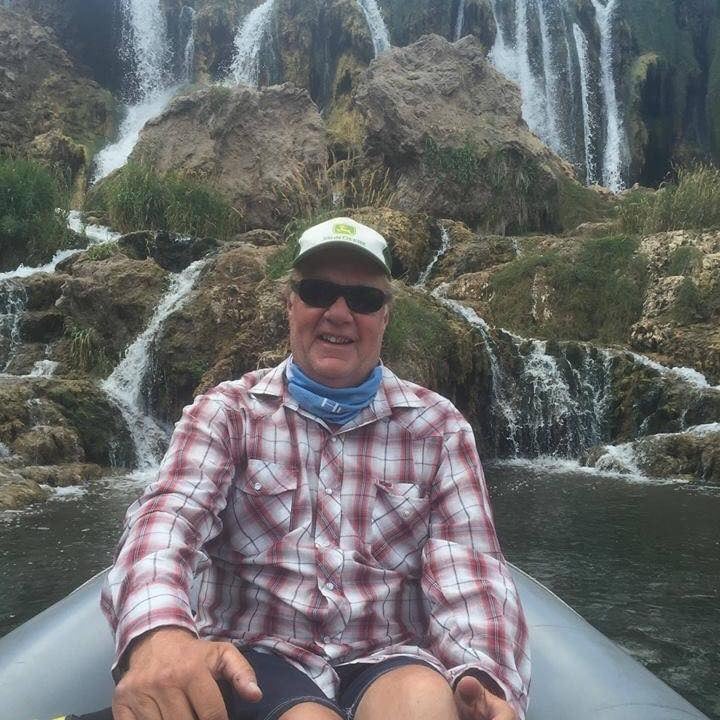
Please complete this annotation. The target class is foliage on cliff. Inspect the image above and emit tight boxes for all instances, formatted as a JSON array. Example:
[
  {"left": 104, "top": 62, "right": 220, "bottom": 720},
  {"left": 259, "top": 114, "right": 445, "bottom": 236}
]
[{"left": 0, "top": 157, "right": 74, "bottom": 270}]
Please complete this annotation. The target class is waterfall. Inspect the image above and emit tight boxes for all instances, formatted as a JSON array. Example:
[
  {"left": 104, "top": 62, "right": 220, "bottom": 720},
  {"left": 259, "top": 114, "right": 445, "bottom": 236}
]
[
  {"left": 536, "top": 0, "right": 568, "bottom": 156},
  {"left": 431, "top": 289, "right": 521, "bottom": 455},
  {"left": 92, "top": 0, "right": 180, "bottom": 182},
  {"left": 415, "top": 227, "right": 451, "bottom": 288},
  {"left": 486, "top": 0, "right": 627, "bottom": 189},
  {"left": 0, "top": 213, "right": 119, "bottom": 283},
  {"left": 454, "top": 0, "right": 466, "bottom": 41},
  {"left": 356, "top": 0, "right": 391, "bottom": 56},
  {"left": 573, "top": 23, "right": 599, "bottom": 184},
  {"left": 0, "top": 281, "right": 27, "bottom": 372},
  {"left": 119, "top": 0, "right": 171, "bottom": 99},
  {"left": 226, "top": 0, "right": 276, "bottom": 86},
  {"left": 101, "top": 259, "right": 206, "bottom": 470},
  {"left": 590, "top": 0, "right": 625, "bottom": 191},
  {"left": 179, "top": 6, "right": 196, "bottom": 83}
]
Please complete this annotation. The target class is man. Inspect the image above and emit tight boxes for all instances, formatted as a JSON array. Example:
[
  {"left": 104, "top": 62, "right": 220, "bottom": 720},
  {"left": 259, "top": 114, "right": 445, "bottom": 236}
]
[{"left": 100, "top": 217, "right": 530, "bottom": 720}]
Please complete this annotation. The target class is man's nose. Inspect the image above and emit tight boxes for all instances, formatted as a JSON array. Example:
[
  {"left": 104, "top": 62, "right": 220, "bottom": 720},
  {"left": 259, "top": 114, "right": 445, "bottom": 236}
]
[{"left": 324, "top": 294, "right": 353, "bottom": 320}]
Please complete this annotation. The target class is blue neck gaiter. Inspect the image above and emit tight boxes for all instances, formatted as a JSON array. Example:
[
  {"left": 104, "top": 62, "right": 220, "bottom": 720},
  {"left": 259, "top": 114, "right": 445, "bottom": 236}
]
[{"left": 286, "top": 359, "right": 383, "bottom": 425}]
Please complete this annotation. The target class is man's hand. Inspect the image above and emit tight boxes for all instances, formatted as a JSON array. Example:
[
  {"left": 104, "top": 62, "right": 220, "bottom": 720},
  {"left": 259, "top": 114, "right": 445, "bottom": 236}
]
[
  {"left": 454, "top": 674, "right": 517, "bottom": 720},
  {"left": 112, "top": 627, "right": 262, "bottom": 720}
]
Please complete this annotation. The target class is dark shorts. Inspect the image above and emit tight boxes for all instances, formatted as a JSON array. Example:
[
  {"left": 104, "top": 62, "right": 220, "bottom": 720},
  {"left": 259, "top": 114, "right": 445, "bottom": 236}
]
[{"left": 70, "top": 650, "right": 440, "bottom": 720}]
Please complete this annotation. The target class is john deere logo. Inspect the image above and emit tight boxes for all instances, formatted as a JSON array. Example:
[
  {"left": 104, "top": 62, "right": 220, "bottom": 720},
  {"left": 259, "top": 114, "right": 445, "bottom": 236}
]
[{"left": 333, "top": 222, "right": 356, "bottom": 236}]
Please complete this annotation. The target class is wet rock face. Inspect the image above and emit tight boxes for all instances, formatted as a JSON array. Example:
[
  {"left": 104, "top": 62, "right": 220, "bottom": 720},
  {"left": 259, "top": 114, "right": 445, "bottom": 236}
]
[
  {"left": 9, "top": 0, "right": 123, "bottom": 91},
  {"left": 0, "top": 471, "right": 48, "bottom": 511},
  {"left": 0, "top": 7, "right": 115, "bottom": 153},
  {"left": 118, "top": 231, "right": 219, "bottom": 273},
  {"left": 631, "top": 230, "right": 720, "bottom": 384},
  {"left": 148, "top": 242, "right": 287, "bottom": 423},
  {"left": 0, "top": 377, "right": 133, "bottom": 470},
  {"left": 129, "top": 84, "right": 328, "bottom": 230},
  {"left": 352, "top": 34, "right": 573, "bottom": 233},
  {"left": 55, "top": 253, "right": 168, "bottom": 362}
]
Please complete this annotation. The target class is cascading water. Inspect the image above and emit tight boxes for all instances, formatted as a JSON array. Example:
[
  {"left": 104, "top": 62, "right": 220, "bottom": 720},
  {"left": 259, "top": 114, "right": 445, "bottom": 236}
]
[
  {"left": 179, "top": 6, "right": 196, "bottom": 83},
  {"left": 590, "top": 0, "right": 625, "bottom": 191},
  {"left": 356, "top": 0, "right": 391, "bottom": 56},
  {"left": 226, "top": 0, "right": 276, "bottom": 86},
  {"left": 454, "top": 0, "right": 466, "bottom": 41},
  {"left": 487, "top": 0, "right": 626, "bottom": 188},
  {"left": 92, "top": 0, "right": 189, "bottom": 182},
  {"left": 0, "top": 282, "right": 27, "bottom": 373},
  {"left": 415, "top": 227, "right": 451, "bottom": 288},
  {"left": 573, "top": 23, "right": 599, "bottom": 184},
  {"left": 101, "top": 259, "right": 206, "bottom": 470}
]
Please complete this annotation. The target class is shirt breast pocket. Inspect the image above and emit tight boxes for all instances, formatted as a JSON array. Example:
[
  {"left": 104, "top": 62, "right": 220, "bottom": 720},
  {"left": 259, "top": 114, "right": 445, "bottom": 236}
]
[
  {"left": 370, "top": 480, "right": 430, "bottom": 575},
  {"left": 227, "top": 459, "right": 299, "bottom": 556}
]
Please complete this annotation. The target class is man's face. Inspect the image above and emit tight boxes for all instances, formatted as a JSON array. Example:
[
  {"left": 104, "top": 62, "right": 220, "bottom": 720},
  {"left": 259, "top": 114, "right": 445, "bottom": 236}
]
[{"left": 288, "top": 251, "right": 390, "bottom": 388}]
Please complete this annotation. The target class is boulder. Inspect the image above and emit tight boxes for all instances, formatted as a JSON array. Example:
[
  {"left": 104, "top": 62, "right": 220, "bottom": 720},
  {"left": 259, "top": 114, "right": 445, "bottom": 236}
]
[
  {"left": 128, "top": 84, "right": 328, "bottom": 230},
  {"left": 26, "top": 130, "right": 87, "bottom": 200},
  {"left": 55, "top": 253, "right": 168, "bottom": 363},
  {"left": 17, "top": 462, "right": 104, "bottom": 488},
  {"left": 148, "top": 242, "right": 286, "bottom": 423},
  {"left": 352, "top": 34, "right": 578, "bottom": 232},
  {"left": 118, "top": 231, "right": 219, "bottom": 272},
  {"left": 0, "top": 8, "right": 115, "bottom": 153},
  {"left": 11, "top": 424, "right": 83, "bottom": 465},
  {"left": 0, "top": 470, "right": 48, "bottom": 510},
  {"left": 631, "top": 230, "right": 720, "bottom": 383}
]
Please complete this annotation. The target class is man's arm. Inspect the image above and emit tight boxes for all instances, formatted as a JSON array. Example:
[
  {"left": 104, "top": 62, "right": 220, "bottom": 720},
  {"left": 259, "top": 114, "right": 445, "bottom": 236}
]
[
  {"left": 102, "top": 391, "right": 260, "bottom": 719},
  {"left": 421, "top": 420, "right": 530, "bottom": 719}
]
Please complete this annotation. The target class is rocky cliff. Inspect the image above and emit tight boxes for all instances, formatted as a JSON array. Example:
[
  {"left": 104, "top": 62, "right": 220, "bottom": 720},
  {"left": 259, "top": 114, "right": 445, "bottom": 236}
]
[{"left": 0, "top": 7, "right": 115, "bottom": 157}]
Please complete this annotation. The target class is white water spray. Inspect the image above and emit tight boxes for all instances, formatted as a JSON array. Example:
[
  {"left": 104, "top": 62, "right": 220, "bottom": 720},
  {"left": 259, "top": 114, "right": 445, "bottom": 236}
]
[
  {"left": 101, "top": 260, "right": 206, "bottom": 470},
  {"left": 356, "top": 0, "right": 391, "bottom": 56},
  {"left": 227, "top": 0, "right": 276, "bottom": 86},
  {"left": 573, "top": 23, "right": 599, "bottom": 184},
  {"left": 454, "top": 0, "right": 466, "bottom": 41},
  {"left": 179, "top": 6, "right": 196, "bottom": 83},
  {"left": 92, "top": 0, "right": 178, "bottom": 182},
  {"left": 415, "top": 227, "right": 451, "bottom": 288},
  {"left": 590, "top": 0, "right": 625, "bottom": 191}
]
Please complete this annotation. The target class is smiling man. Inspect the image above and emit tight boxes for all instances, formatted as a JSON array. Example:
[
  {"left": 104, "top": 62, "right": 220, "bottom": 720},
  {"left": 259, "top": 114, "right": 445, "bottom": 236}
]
[{"left": 94, "top": 217, "right": 530, "bottom": 720}]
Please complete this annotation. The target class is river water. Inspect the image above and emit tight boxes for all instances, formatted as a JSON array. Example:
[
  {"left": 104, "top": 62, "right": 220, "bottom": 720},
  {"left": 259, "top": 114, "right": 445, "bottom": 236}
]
[{"left": 1, "top": 464, "right": 718, "bottom": 719}]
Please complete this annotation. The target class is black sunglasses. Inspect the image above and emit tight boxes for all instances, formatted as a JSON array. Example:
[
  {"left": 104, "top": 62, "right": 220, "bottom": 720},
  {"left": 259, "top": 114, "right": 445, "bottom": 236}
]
[{"left": 291, "top": 279, "right": 389, "bottom": 314}]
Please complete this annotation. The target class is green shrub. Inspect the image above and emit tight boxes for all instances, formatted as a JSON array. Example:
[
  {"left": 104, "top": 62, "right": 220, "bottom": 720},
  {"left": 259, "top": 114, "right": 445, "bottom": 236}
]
[
  {"left": 488, "top": 235, "right": 647, "bottom": 342},
  {"left": 84, "top": 241, "right": 119, "bottom": 261},
  {"left": 64, "top": 322, "right": 111, "bottom": 374},
  {"left": 0, "top": 157, "right": 72, "bottom": 267},
  {"left": 619, "top": 164, "right": 720, "bottom": 234},
  {"left": 90, "top": 163, "right": 240, "bottom": 240},
  {"left": 667, "top": 245, "right": 702, "bottom": 275},
  {"left": 673, "top": 277, "right": 709, "bottom": 323}
]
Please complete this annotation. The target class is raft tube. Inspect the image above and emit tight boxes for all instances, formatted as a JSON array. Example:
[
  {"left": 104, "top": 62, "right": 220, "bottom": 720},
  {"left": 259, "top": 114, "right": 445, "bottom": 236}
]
[{"left": 0, "top": 565, "right": 710, "bottom": 720}]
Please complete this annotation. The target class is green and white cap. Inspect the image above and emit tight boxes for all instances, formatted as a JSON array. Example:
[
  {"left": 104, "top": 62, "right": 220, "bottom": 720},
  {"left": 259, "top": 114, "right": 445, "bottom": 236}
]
[{"left": 292, "top": 217, "right": 392, "bottom": 276}]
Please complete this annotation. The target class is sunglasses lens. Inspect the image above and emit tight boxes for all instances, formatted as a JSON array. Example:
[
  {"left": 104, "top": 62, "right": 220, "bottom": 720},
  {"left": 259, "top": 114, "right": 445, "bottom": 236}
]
[
  {"left": 295, "top": 279, "right": 386, "bottom": 314},
  {"left": 345, "top": 286, "right": 386, "bottom": 313},
  {"left": 297, "top": 279, "right": 338, "bottom": 308}
]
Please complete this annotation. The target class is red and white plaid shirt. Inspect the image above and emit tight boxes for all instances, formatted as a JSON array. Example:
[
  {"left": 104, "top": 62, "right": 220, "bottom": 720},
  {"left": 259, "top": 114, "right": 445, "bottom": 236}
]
[{"left": 102, "top": 359, "right": 530, "bottom": 717}]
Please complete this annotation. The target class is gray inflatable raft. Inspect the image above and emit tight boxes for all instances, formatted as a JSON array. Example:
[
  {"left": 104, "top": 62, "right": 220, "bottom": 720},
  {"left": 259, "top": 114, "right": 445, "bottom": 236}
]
[{"left": 0, "top": 565, "right": 710, "bottom": 720}]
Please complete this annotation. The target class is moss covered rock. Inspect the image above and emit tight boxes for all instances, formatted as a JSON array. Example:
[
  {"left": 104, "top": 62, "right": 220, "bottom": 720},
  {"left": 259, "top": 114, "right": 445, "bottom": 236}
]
[{"left": 0, "top": 7, "right": 115, "bottom": 155}]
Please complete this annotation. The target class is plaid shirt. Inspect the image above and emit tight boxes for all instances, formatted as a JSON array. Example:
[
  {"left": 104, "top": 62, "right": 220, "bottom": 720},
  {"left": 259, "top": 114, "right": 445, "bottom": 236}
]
[{"left": 102, "top": 359, "right": 530, "bottom": 717}]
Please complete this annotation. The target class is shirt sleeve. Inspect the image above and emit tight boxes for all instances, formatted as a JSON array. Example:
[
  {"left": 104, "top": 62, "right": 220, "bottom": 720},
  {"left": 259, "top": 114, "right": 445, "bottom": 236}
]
[
  {"left": 421, "top": 420, "right": 531, "bottom": 718},
  {"left": 100, "top": 391, "right": 239, "bottom": 672}
]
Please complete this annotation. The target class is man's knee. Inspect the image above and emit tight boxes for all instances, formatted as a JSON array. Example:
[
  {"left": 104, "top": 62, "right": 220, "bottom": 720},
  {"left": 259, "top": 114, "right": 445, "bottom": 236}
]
[
  {"left": 279, "top": 701, "right": 344, "bottom": 719},
  {"left": 355, "top": 664, "right": 456, "bottom": 720}
]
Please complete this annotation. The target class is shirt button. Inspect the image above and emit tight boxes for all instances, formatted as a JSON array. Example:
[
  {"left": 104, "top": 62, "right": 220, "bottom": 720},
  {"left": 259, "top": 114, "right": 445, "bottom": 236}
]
[
  {"left": 326, "top": 582, "right": 335, "bottom": 591},
  {"left": 323, "top": 636, "right": 332, "bottom": 644},
  {"left": 253, "top": 482, "right": 262, "bottom": 491},
  {"left": 331, "top": 437, "right": 338, "bottom": 443},
  {"left": 402, "top": 508, "right": 411, "bottom": 518},
  {"left": 325, "top": 487, "right": 333, "bottom": 495}
]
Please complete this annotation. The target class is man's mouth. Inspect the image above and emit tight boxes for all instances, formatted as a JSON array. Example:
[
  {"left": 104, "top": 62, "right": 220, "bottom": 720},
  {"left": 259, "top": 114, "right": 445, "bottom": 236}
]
[{"left": 319, "top": 334, "right": 353, "bottom": 345}]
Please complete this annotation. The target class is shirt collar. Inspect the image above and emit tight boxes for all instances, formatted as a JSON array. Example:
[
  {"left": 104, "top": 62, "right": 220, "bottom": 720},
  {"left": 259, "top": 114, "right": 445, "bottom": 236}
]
[{"left": 248, "top": 356, "right": 427, "bottom": 414}]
